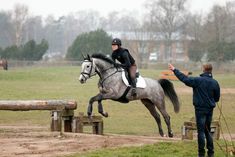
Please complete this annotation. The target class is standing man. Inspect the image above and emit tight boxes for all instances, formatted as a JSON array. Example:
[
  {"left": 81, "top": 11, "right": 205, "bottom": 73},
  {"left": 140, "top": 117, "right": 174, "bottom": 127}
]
[
  {"left": 111, "top": 38, "right": 137, "bottom": 96},
  {"left": 168, "top": 63, "right": 220, "bottom": 157}
]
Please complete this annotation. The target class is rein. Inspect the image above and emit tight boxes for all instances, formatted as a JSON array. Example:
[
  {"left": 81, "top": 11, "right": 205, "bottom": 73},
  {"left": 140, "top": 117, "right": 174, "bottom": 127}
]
[
  {"left": 81, "top": 59, "right": 121, "bottom": 86},
  {"left": 98, "top": 67, "right": 121, "bottom": 87}
]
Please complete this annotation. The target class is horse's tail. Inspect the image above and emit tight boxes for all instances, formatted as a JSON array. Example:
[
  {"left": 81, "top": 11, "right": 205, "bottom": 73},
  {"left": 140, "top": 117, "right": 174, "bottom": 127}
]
[{"left": 158, "top": 79, "right": 180, "bottom": 113}]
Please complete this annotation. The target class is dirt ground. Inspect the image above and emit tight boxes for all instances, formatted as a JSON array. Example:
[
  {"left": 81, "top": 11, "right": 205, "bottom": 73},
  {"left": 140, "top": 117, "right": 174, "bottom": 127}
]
[
  {"left": 0, "top": 125, "right": 181, "bottom": 157},
  {"left": 1, "top": 126, "right": 234, "bottom": 157}
]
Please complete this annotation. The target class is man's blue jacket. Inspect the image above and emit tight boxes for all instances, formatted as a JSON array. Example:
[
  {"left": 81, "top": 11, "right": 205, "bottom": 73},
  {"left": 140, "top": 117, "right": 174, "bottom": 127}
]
[{"left": 173, "top": 69, "right": 220, "bottom": 111}]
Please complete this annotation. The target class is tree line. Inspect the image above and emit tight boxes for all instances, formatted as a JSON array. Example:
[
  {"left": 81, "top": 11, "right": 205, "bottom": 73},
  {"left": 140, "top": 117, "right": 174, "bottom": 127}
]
[
  {"left": 0, "top": 0, "right": 235, "bottom": 62},
  {"left": 0, "top": 39, "right": 48, "bottom": 60}
]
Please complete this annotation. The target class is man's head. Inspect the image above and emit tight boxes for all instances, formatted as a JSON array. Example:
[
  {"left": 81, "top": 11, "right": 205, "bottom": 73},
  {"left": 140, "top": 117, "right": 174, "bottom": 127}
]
[{"left": 203, "top": 64, "right": 213, "bottom": 73}]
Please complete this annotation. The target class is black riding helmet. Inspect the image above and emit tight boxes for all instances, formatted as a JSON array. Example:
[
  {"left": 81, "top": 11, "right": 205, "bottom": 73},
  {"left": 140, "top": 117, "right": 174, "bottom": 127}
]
[{"left": 112, "top": 38, "right": 122, "bottom": 46}]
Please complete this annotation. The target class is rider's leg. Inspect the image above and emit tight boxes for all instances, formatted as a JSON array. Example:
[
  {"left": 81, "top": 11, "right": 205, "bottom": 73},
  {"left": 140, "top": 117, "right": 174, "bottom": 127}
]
[{"left": 129, "top": 64, "right": 137, "bottom": 96}]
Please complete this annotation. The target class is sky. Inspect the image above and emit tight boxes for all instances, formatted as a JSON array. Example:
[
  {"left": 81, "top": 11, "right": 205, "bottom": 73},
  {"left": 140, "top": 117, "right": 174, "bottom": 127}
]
[{"left": 0, "top": 0, "right": 230, "bottom": 19}]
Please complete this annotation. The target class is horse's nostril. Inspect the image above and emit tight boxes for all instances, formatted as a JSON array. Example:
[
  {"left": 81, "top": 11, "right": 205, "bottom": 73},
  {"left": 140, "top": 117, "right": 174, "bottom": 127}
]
[{"left": 80, "top": 78, "right": 85, "bottom": 83}]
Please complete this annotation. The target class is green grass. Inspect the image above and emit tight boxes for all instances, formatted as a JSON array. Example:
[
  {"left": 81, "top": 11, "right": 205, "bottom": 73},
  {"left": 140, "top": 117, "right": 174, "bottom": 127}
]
[
  {"left": 69, "top": 141, "right": 231, "bottom": 157},
  {"left": 0, "top": 66, "right": 234, "bottom": 156},
  {"left": 0, "top": 66, "right": 234, "bottom": 132}
]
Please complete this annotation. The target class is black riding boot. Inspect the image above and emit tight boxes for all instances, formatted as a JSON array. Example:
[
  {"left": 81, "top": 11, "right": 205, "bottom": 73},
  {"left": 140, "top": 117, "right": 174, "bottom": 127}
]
[{"left": 131, "top": 79, "right": 137, "bottom": 97}]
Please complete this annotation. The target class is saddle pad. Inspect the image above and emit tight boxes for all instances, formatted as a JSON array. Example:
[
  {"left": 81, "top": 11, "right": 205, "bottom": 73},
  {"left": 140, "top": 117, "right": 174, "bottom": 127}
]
[{"left": 121, "top": 71, "right": 146, "bottom": 88}]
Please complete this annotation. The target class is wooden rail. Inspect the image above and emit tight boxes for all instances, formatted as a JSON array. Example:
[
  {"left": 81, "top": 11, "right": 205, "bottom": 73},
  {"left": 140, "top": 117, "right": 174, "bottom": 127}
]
[
  {"left": 0, "top": 100, "right": 77, "bottom": 111},
  {"left": 0, "top": 100, "right": 77, "bottom": 133}
]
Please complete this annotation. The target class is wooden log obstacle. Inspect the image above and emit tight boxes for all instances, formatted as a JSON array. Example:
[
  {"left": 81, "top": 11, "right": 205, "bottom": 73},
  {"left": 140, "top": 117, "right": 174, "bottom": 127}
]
[
  {"left": 181, "top": 117, "right": 220, "bottom": 140},
  {"left": 72, "top": 112, "right": 103, "bottom": 135},
  {"left": 160, "top": 70, "right": 192, "bottom": 81},
  {"left": 0, "top": 100, "right": 77, "bottom": 132},
  {"left": 0, "top": 100, "right": 104, "bottom": 135}
]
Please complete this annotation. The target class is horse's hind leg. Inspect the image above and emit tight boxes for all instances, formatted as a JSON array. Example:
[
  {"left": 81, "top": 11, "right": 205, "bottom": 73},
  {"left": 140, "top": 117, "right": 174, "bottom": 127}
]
[
  {"left": 155, "top": 102, "right": 173, "bottom": 138},
  {"left": 141, "top": 99, "right": 164, "bottom": 137}
]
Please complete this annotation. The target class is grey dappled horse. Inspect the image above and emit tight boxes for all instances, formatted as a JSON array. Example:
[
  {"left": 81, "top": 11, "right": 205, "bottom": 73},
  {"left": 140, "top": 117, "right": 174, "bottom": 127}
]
[{"left": 79, "top": 54, "right": 180, "bottom": 137}]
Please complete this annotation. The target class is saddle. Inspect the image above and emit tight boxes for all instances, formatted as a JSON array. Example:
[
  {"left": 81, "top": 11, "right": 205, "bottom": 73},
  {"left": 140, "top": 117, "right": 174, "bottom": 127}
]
[{"left": 121, "top": 70, "right": 146, "bottom": 88}]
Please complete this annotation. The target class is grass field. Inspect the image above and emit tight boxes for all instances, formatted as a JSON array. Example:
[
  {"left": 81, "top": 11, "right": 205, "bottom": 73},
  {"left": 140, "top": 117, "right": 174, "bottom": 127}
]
[
  {"left": 70, "top": 141, "right": 233, "bottom": 157},
  {"left": 0, "top": 66, "right": 234, "bottom": 156}
]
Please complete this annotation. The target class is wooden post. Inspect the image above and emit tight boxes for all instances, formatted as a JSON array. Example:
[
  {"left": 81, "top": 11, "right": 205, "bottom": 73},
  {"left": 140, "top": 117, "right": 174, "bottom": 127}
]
[
  {"left": 72, "top": 112, "right": 103, "bottom": 135},
  {"left": 62, "top": 110, "right": 74, "bottom": 132},
  {"left": 51, "top": 111, "right": 62, "bottom": 131},
  {"left": 182, "top": 119, "right": 220, "bottom": 140},
  {"left": 211, "top": 120, "right": 220, "bottom": 140}
]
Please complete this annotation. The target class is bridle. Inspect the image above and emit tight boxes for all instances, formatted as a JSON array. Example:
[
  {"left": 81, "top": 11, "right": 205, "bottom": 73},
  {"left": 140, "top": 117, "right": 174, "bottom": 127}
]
[
  {"left": 80, "top": 58, "right": 121, "bottom": 86},
  {"left": 80, "top": 60, "right": 96, "bottom": 79}
]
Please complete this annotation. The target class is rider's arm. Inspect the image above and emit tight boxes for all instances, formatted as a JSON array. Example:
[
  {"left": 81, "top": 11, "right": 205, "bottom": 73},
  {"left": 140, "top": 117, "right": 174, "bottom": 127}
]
[
  {"left": 111, "top": 53, "right": 116, "bottom": 62},
  {"left": 121, "top": 51, "right": 131, "bottom": 68}
]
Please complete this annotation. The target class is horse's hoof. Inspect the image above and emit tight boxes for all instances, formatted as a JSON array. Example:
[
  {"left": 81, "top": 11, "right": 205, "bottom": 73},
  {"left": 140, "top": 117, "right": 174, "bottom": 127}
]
[
  {"left": 87, "top": 112, "right": 92, "bottom": 117},
  {"left": 103, "top": 112, "right": 108, "bottom": 118},
  {"left": 159, "top": 131, "right": 164, "bottom": 137},
  {"left": 168, "top": 131, "right": 174, "bottom": 138}
]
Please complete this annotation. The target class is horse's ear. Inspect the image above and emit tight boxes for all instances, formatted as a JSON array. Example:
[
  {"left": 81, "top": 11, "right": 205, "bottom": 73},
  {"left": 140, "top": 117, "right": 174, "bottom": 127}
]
[
  {"left": 82, "top": 53, "right": 85, "bottom": 60},
  {"left": 87, "top": 54, "right": 90, "bottom": 61}
]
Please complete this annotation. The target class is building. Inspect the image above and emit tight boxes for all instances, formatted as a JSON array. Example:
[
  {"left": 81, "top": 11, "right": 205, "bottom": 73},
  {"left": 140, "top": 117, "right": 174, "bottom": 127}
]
[{"left": 108, "top": 31, "right": 192, "bottom": 63}]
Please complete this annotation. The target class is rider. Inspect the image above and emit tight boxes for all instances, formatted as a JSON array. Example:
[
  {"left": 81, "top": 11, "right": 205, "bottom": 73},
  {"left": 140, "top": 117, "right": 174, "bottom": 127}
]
[{"left": 111, "top": 38, "right": 137, "bottom": 97}]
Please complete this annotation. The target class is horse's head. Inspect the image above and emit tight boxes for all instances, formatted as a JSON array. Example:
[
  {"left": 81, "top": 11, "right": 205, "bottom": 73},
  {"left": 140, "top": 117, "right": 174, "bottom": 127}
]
[{"left": 79, "top": 54, "right": 96, "bottom": 84}]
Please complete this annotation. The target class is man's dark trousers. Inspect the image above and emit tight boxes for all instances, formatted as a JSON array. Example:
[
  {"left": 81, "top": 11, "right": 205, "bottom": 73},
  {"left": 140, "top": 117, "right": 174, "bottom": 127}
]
[{"left": 195, "top": 109, "right": 214, "bottom": 157}]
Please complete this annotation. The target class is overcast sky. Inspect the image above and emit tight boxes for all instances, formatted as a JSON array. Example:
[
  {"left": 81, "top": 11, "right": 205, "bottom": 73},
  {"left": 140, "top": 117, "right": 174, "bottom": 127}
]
[{"left": 0, "top": 0, "right": 229, "bottom": 19}]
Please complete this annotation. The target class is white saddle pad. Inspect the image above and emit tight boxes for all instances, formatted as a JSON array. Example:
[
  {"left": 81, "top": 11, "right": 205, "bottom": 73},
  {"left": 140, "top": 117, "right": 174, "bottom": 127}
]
[{"left": 121, "top": 70, "right": 146, "bottom": 88}]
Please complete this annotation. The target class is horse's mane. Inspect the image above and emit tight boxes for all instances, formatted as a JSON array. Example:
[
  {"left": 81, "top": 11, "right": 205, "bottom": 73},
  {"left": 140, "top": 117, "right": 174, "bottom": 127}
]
[{"left": 91, "top": 53, "right": 121, "bottom": 67}]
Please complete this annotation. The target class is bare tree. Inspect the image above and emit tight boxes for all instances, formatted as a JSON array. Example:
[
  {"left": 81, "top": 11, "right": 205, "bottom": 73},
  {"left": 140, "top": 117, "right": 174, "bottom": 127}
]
[
  {"left": 203, "top": 3, "right": 235, "bottom": 62},
  {"left": 144, "top": 0, "right": 188, "bottom": 61},
  {"left": 0, "top": 12, "right": 14, "bottom": 47},
  {"left": 23, "top": 16, "right": 44, "bottom": 43},
  {"left": 186, "top": 13, "right": 204, "bottom": 41},
  {"left": 12, "top": 3, "right": 28, "bottom": 46}
]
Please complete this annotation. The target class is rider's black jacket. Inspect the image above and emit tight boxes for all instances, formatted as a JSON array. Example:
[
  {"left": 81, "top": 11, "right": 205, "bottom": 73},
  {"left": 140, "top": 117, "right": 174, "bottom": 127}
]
[{"left": 111, "top": 48, "right": 135, "bottom": 69}]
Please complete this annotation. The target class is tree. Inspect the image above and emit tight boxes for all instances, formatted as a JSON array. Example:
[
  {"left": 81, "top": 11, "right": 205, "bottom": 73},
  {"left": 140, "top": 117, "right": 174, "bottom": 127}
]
[
  {"left": 185, "top": 13, "right": 205, "bottom": 62},
  {"left": 23, "top": 16, "right": 44, "bottom": 43},
  {"left": 144, "top": 0, "right": 188, "bottom": 61},
  {"left": 0, "top": 12, "right": 14, "bottom": 47},
  {"left": 35, "top": 39, "right": 49, "bottom": 60},
  {"left": 0, "top": 39, "right": 48, "bottom": 60},
  {"left": 1, "top": 45, "right": 18, "bottom": 59},
  {"left": 207, "top": 41, "right": 235, "bottom": 61},
  {"left": 188, "top": 40, "right": 205, "bottom": 62},
  {"left": 21, "top": 39, "right": 48, "bottom": 60},
  {"left": 66, "top": 29, "right": 112, "bottom": 60},
  {"left": 204, "top": 4, "right": 235, "bottom": 62},
  {"left": 12, "top": 3, "right": 28, "bottom": 46}
]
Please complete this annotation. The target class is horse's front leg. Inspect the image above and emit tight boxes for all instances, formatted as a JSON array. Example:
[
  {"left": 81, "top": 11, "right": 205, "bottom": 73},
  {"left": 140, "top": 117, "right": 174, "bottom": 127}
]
[
  {"left": 98, "top": 99, "right": 108, "bottom": 117},
  {"left": 88, "top": 94, "right": 108, "bottom": 117}
]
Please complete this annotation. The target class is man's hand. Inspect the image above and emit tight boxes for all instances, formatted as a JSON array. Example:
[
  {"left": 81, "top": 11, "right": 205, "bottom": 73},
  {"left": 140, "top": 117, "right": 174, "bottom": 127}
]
[{"left": 168, "top": 63, "right": 175, "bottom": 71}]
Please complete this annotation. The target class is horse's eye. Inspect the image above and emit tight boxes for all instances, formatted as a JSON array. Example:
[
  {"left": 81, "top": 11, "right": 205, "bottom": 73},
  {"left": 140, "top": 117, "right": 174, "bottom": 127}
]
[{"left": 87, "top": 65, "right": 90, "bottom": 68}]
